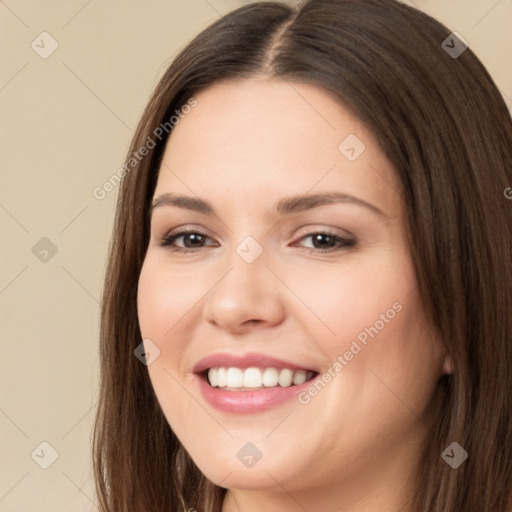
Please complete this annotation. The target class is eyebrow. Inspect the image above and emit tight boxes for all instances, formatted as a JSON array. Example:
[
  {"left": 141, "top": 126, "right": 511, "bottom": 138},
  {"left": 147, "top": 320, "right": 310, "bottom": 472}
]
[{"left": 150, "top": 191, "right": 388, "bottom": 218}]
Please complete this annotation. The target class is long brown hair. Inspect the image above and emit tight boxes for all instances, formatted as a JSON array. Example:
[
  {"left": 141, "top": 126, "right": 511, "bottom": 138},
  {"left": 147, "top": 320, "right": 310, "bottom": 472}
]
[{"left": 92, "top": 1, "right": 512, "bottom": 510}]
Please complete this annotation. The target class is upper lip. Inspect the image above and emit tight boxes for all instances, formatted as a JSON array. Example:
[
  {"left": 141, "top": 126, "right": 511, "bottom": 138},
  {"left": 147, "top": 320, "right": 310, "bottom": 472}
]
[{"left": 193, "top": 352, "right": 319, "bottom": 374}]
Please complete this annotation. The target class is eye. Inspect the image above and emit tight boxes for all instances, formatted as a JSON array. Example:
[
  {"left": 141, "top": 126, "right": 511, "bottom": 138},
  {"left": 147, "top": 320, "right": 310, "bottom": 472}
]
[
  {"left": 293, "top": 231, "right": 356, "bottom": 253},
  {"left": 159, "top": 229, "right": 218, "bottom": 253},
  {"left": 159, "top": 229, "right": 355, "bottom": 254}
]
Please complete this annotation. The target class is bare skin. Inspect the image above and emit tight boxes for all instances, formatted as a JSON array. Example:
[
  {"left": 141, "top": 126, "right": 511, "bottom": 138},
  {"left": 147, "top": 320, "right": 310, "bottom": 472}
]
[{"left": 137, "top": 77, "right": 451, "bottom": 512}]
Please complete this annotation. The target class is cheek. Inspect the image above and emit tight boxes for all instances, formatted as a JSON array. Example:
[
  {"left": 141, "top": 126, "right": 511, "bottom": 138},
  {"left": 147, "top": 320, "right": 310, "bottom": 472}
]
[
  {"left": 137, "top": 258, "right": 212, "bottom": 441},
  {"left": 315, "top": 278, "right": 442, "bottom": 445},
  {"left": 281, "top": 246, "right": 413, "bottom": 357},
  {"left": 284, "top": 245, "right": 443, "bottom": 413},
  {"left": 136, "top": 257, "right": 201, "bottom": 404},
  {"left": 137, "top": 256, "right": 205, "bottom": 342}
]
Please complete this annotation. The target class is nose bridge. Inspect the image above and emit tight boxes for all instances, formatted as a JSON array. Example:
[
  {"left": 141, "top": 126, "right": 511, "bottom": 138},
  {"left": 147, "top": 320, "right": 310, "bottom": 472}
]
[
  {"left": 216, "top": 234, "right": 272, "bottom": 300},
  {"left": 202, "top": 234, "right": 285, "bottom": 332}
]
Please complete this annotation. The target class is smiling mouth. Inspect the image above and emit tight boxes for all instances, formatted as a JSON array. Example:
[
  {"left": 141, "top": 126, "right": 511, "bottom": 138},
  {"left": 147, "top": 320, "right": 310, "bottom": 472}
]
[{"left": 203, "top": 367, "right": 318, "bottom": 391}]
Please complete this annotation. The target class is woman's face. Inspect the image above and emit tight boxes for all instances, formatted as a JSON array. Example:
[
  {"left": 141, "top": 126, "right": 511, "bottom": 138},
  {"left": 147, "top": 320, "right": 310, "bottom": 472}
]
[{"left": 137, "top": 77, "right": 449, "bottom": 504}]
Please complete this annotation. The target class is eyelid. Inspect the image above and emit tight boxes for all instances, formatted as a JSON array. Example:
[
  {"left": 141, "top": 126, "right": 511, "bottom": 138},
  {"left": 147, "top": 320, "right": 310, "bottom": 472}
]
[
  {"left": 292, "top": 224, "right": 355, "bottom": 240},
  {"left": 158, "top": 224, "right": 216, "bottom": 241},
  {"left": 159, "top": 227, "right": 217, "bottom": 249},
  {"left": 158, "top": 224, "right": 356, "bottom": 255},
  {"left": 158, "top": 224, "right": 351, "bottom": 241},
  {"left": 290, "top": 230, "right": 356, "bottom": 253}
]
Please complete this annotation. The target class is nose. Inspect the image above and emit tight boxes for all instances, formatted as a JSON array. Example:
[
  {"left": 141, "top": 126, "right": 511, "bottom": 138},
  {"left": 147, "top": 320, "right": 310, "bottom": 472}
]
[{"left": 202, "top": 248, "right": 286, "bottom": 335}]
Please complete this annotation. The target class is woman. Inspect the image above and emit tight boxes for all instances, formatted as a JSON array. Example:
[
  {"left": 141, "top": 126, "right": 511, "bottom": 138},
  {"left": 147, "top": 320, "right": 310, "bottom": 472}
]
[{"left": 92, "top": 0, "right": 512, "bottom": 511}]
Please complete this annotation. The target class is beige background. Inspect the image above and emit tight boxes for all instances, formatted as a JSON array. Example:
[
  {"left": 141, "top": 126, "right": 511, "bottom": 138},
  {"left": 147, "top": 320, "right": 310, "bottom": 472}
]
[{"left": 0, "top": 1, "right": 510, "bottom": 511}]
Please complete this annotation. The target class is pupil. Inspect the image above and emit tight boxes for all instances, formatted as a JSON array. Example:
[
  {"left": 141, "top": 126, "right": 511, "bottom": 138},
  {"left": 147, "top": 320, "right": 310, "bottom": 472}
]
[
  {"left": 184, "top": 233, "right": 204, "bottom": 247},
  {"left": 313, "top": 234, "right": 335, "bottom": 248}
]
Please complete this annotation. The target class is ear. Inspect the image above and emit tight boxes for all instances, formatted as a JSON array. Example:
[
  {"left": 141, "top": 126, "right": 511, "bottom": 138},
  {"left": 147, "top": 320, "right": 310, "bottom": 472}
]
[{"left": 442, "top": 353, "right": 453, "bottom": 375}]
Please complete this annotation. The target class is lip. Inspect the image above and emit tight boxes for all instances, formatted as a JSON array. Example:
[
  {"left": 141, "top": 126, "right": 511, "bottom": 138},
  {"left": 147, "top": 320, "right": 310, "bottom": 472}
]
[
  {"left": 192, "top": 352, "right": 320, "bottom": 414},
  {"left": 192, "top": 351, "right": 319, "bottom": 374},
  {"left": 195, "top": 373, "right": 317, "bottom": 413}
]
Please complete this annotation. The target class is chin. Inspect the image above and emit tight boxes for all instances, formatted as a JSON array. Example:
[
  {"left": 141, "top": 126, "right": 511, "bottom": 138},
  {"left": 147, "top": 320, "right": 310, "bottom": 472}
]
[{"left": 191, "top": 450, "right": 298, "bottom": 491}]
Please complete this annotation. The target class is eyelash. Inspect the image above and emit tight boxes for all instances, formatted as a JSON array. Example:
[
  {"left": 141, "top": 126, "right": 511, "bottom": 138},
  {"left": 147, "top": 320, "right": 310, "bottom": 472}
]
[{"left": 159, "top": 229, "right": 356, "bottom": 254}]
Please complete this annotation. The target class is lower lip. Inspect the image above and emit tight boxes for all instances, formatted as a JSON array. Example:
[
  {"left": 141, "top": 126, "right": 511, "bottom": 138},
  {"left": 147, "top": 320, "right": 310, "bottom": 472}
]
[{"left": 195, "top": 374, "right": 315, "bottom": 413}]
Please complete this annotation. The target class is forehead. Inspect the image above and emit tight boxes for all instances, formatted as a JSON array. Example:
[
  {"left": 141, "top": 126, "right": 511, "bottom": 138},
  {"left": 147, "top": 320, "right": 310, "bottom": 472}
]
[{"left": 155, "top": 78, "right": 402, "bottom": 219}]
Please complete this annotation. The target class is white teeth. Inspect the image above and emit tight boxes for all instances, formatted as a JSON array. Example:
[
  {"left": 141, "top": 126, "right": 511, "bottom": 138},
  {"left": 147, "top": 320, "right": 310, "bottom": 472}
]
[
  {"left": 278, "top": 369, "right": 294, "bottom": 387},
  {"left": 217, "top": 367, "right": 227, "bottom": 387},
  {"left": 226, "top": 367, "right": 244, "bottom": 387},
  {"left": 262, "top": 367, "right": 279, "bottom": 387},
  {"left": 206, "top": 366, "right": 314, "bottom": 389},
  {"left": 208, "top": 368, "right": 218, "bottom": 387},
  {"left": 292, "top": 369, "right": 307, "bottom": 385},
  {"left": 243, "top": 367, "right": 263, "bottom": 388}
]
